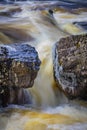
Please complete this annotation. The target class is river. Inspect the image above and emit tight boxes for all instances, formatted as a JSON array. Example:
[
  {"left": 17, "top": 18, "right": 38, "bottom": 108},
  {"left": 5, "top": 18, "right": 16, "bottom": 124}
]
[{"left": 0, "top": 0, "right": 87, "bottom": 130}]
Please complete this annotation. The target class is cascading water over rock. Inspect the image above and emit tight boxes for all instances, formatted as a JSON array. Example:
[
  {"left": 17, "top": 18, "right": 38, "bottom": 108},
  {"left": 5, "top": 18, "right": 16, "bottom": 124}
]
[{"left": 0, "top": 43, "right": 41, "bottom": 106}]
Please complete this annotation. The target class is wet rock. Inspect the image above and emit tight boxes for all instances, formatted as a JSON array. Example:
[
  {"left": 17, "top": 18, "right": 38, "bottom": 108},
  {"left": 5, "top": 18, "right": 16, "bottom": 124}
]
[
  {"left": 53, "top": 34, "right": 87, "bottom": 100},
  {"left": 0, "top": 43, "right": 41, "bottom": 88},
  {"left": 0, "top": 86, "right": 31, "bottom": 107},
  {"left": 0, "top": 86, "right": 10, "bottom": 107}
]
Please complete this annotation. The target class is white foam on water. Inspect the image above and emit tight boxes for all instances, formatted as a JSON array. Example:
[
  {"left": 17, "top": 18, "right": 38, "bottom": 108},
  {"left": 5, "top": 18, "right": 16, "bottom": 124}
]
[
  {"left": 43, "top": 104, "right": 87, "bottom": 120},
  {"left": 48, "top": 123, "right": 87, "bottom": 130}
]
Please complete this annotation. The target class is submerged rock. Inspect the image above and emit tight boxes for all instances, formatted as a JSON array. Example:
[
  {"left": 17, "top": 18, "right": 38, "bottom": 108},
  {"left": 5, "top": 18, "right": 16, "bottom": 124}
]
[
  {"left": 0, "top": 43, "right": 41, "bottom": 88},
  {"left": 53, "top": 34, "right": 87, "bottom": 100}
]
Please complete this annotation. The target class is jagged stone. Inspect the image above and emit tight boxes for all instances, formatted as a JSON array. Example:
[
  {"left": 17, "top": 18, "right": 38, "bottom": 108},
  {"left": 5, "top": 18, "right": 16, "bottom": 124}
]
[
  {"left": 0, "top": 43, "right": 41, "bottom": 88},
  {"left": 53, "top": 34, "right": 87, "bottom": 100}
]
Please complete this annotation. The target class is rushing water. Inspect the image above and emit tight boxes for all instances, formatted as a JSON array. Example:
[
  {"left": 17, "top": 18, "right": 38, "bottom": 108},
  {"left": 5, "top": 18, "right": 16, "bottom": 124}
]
[{"left": 0, "top": 1, "right": 87, "bottom": 130}]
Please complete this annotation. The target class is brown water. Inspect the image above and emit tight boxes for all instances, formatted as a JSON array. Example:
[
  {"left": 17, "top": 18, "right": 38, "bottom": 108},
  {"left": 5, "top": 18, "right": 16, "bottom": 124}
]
[{"left": 0, "top": 1, "right": 87, "bottom": 130}]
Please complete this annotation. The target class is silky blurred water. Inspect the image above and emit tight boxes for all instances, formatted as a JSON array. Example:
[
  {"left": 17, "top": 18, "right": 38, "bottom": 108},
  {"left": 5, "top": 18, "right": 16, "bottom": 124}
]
[{"left": 0, "top": 1, "right": 87, "bottom": 130}]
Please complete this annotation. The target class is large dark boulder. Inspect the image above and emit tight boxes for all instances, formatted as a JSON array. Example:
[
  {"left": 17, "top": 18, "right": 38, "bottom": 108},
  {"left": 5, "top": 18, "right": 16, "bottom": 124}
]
[
  {"left": 0, "top": 43, "right": 41, "bottom": 88},
  {"left": 53, "top": 34, "right": 87, "bottom": 100},
  {"left": 0, "top": 43, "right": 41, "bottom": 107}
]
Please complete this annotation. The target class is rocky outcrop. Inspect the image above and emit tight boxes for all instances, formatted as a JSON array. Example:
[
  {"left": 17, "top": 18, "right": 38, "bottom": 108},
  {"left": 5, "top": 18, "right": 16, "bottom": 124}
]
[
  {"left": 0, "top": 43, "right": 41, "bottom": 88},
  {"left": 0, "top": 43, "right": 41, "bottom": 107},
  {"left": 53, "top": 34, "right": 87, "bottom": 100}
]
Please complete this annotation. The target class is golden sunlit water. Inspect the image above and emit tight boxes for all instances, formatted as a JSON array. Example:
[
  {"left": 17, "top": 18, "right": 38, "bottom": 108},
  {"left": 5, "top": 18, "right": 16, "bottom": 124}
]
[{"left": 0, "top": 1, "right": 87, "bottom": 130}]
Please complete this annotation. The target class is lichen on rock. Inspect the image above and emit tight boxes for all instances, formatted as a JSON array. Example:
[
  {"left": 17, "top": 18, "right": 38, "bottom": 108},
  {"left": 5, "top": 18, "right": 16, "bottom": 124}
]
[
  {"left": 53, "top": 34, "right": 87, "bottom": 100},
  {"left": 0, "top": 43, "right": 41, "bottom": 88},
  {"left": 0, "top": 43, "right": 41, "bottom": 107}
]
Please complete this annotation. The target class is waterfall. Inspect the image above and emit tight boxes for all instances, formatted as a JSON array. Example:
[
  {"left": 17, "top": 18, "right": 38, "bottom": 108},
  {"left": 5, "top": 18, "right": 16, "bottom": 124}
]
[
  {"left": 24, "top": 11, "right": 68, "bottom": 107},
  {"left": 0, "top": 0, "right": 86, "bottom": 108},
  {"left": 29, "top": 45, "right": 68, "bottom": 107},
  {"left": 0, "top": 2, "right": 87, "bottom": 130}
]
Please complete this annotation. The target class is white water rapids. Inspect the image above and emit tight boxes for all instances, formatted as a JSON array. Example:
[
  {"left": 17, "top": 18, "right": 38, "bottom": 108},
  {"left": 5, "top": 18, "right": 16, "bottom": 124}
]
[{"left": 0, "top": 1, "right": 87, "bottom": 130}]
